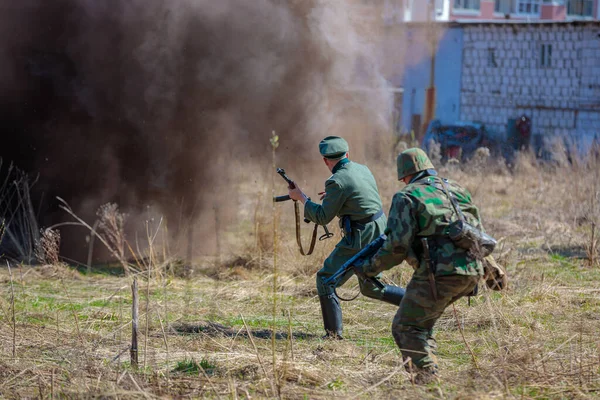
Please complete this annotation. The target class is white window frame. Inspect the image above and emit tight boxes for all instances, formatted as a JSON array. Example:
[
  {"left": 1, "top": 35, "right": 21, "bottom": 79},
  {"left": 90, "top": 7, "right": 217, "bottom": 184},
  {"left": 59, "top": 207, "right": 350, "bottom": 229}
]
[
  {"left": 435, "top": 0, "right": 445, "bottom": 15},
  {"left": 493, "top": 0, "right": 542, "bottom": 17},
  {"left": 514, "top": 0, "right": 542, "bottom": 15},
  {"left": 453, "top": 0, "right": 481, "bottom": 12},
  {"left": 566, "top": 0, "right": 594, "bottom": 18}
]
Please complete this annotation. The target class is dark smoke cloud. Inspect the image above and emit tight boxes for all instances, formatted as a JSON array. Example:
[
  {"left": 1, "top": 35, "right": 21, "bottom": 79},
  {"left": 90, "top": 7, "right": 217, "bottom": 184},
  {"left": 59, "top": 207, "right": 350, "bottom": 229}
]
[{"left": 0, "top": 0, "right": 391, "bottom": 261}]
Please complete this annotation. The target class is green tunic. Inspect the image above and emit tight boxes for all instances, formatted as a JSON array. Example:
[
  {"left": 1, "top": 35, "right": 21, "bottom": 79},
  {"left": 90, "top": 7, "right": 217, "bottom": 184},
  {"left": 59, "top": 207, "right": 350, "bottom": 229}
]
[{"left": 303, "top": 159, "right": 387, "bottom": 297}]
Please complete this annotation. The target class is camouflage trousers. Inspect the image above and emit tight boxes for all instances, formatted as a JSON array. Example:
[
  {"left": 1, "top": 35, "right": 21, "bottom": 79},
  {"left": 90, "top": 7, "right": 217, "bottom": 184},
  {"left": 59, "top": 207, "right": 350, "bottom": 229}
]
[
  {"left": 391, "top": 274, "right": 479, "bottom": 371},
  {"left": 316, "top": 246, "right": 384, "bottom": 299}
]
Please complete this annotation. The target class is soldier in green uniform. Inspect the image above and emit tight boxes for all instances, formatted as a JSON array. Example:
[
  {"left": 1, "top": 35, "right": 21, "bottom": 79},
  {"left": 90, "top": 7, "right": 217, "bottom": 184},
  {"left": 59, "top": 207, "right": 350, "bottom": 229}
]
[
  {"left": 288, "top": 136, "right": 405, "bottom": 339},
  {"left": 357, "top": 148, "right": 484, "bottom": 383}
]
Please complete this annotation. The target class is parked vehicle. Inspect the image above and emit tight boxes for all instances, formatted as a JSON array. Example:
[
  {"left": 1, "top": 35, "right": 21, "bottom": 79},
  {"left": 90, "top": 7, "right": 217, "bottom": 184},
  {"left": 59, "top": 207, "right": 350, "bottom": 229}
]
[{"left": 422, "top": 119, "right": 488, "bottom": 162}]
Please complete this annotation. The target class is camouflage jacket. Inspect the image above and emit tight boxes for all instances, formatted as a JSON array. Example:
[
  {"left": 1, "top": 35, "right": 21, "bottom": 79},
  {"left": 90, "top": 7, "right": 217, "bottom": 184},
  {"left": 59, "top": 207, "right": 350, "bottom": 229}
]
[{"left": 365, "top": 176, "right": 484, "bottom": 279}]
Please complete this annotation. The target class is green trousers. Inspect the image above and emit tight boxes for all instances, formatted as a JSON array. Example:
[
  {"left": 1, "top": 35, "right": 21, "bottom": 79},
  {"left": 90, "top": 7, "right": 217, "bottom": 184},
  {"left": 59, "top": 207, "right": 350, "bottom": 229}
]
[
  {"left": 392, "top": 274, "right": 479, "bottom": 371},
  {"left": 316, "top": 246, "right": 384, "bottom": 299}
]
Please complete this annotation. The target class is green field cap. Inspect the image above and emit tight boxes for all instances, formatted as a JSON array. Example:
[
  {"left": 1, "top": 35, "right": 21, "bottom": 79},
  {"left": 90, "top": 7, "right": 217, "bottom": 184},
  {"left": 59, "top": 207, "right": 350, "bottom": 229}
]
[{"left": 319, "top": 136, "right": 349, "bottom": 159}]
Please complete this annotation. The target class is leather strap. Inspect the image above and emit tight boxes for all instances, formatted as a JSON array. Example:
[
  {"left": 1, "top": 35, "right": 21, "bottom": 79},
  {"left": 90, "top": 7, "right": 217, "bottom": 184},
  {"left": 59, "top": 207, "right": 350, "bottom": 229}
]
[{"left": 294, "top": 201, "right": 318, "bottom": 256}]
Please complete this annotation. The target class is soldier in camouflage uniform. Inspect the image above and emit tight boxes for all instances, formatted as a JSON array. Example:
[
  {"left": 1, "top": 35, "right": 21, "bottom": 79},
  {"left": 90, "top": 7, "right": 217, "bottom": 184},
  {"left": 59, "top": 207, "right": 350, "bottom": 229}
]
[
  {"left": 288, "top": 136, "right": 405, "bottom": 339},
  {"left": 358, "top": 148, "right": 484, "bottom": 383}
]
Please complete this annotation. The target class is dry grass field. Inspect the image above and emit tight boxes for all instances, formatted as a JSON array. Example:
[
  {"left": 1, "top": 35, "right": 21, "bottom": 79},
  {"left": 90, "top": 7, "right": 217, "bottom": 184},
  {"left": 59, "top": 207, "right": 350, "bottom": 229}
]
[{"left": 1, "top": 148, "right": 600, "bottom": 399}]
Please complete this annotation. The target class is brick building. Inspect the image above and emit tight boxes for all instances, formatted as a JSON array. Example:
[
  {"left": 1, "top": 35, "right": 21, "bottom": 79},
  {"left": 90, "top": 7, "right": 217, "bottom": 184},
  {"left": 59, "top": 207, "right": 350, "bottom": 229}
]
[
  {"left": 389, "top": 21, "right": 600, "bottom": 148},
  {"left": 460, "top": 21, "right": 600, "bottom": 148}
]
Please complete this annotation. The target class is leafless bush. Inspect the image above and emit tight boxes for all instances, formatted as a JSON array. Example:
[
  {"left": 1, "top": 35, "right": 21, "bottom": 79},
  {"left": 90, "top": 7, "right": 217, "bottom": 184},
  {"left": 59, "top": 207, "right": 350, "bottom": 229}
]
[
  {"left": 425, "top": 139, "right": 442, "bottom": 167},
  {"left": 512, "top": 149, "right": 539, "bottom": 176},
  {"left": 97, "top": 203, "right": 130, "bottom": 275},
  {"left": 546, "top": 136, "right": 570, "bottom": 167},
  {"left": 35, "top": 228, "right": 61, "bottom": 265},
  {"left": 468, "top": 147, "right": 491, "bottom": 171},
  {"left": 0, "top": 159, "right": 40, "bottom": 262}
]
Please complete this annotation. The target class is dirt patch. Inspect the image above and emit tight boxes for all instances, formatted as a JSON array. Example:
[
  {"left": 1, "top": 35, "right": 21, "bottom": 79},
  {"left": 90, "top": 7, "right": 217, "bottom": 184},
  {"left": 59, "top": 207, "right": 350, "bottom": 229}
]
[{"left": 170, "top": 321, "right": 316, "bottom": 340}]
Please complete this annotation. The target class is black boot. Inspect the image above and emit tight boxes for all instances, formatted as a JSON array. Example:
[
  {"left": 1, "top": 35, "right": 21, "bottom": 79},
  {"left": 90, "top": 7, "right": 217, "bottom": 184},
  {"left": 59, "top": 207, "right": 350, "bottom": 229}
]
[
  {"left": 319, "top": 294, "right": 343, "bottom": 339},
  {"left": 381, "top": 285, "right": 405, "bottom": 306}
]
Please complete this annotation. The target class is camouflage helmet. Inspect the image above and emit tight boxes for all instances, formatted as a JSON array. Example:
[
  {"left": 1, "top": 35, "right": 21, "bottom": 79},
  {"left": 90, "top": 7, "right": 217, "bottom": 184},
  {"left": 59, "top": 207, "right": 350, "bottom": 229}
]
[{"left": 397, "top": 148, "right": 435, "bottom": 180}]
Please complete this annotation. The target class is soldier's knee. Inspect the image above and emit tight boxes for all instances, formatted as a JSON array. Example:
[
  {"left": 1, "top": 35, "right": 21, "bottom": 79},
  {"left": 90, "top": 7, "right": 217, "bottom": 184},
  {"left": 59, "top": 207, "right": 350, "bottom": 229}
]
[
  {"left": 316, "top": 273, "right": 333, "bottom": 296},
  {"left": 393, "top": 324, "right": 427, "bottom": 348}
]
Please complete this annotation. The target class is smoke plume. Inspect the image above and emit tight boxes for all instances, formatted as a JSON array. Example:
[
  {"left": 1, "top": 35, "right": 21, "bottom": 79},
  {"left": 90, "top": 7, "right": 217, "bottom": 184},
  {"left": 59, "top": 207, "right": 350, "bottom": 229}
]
[{"left": 0, "top": 0, "right": 392, "bottom": 261}]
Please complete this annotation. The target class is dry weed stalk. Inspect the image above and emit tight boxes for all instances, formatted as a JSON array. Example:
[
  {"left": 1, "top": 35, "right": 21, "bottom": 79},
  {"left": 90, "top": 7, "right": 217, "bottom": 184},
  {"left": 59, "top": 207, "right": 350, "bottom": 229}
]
[
  {"left": 269, "top": 130, "right": 281, "bottom": 396},
  {"left": 241, "top": 313, "right": 274, "bottom": 396}
]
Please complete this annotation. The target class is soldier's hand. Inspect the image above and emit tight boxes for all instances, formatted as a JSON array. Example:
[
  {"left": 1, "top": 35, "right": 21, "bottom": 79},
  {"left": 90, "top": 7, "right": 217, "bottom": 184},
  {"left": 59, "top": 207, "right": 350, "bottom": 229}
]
[
  {"left": 289, "top": 186, "right": 308, "bottom": 204},
  {"left": 318, "top": 191, "right": 326, "bottom": 200},
  {"left": 352, "top": 259, "right": 368, "bottom": 281}
]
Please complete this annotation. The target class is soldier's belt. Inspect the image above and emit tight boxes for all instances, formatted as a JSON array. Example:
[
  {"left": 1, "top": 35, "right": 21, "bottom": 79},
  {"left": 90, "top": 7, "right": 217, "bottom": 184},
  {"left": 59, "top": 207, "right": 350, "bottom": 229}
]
[{"left": 340, "top": 210, "right": 384, "bottom": 235}]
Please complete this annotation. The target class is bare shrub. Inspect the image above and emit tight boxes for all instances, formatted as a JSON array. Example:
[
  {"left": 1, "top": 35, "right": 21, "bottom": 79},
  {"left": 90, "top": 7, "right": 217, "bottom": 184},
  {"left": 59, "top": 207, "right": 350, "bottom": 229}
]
[
  {"left": 546, "top": 136, "right": 570, "bottom": 167},
  {"left": 35, "top": 228, "right": 61, "bottom": 266},
  {"left": 468, "top": 147, "right": 491, "bottom": 171},
  {"left": 442, "top": 157, "right": 461, "bottom": 176},
  {"left": 97, "top": 203, "right": 130, "bottom": 275},
  {"left": 426, "top": 139, "right": 442, "bottom": 167},
  {"left": 512, "top": 150, "right": 538, "bottom": 176}
]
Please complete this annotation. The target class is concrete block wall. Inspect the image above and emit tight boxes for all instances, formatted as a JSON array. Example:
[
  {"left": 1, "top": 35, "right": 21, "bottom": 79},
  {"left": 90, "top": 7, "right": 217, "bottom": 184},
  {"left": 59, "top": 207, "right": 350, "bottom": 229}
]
[{"left": 460, "top": 22, "right": 600, "bottom": 148}]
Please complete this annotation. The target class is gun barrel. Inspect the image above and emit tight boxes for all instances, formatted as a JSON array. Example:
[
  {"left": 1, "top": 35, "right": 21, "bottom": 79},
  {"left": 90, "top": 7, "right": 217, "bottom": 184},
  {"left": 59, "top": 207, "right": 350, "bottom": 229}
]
[{"left": 276, "top": 167, "right": 295, "bottom": 188}]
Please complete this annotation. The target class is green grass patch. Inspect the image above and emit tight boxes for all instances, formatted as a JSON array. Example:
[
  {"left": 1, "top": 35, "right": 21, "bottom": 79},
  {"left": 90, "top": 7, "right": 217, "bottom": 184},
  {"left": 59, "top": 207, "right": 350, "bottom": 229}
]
[
  {"left": 172, "top": 357, "right": 217, "bottom": 376},
  {"left": 221, "top": 315, "right": 292, "bottom": 329},
  {"left": 326, "top": 377, "right": 344, "bottom": 391}
]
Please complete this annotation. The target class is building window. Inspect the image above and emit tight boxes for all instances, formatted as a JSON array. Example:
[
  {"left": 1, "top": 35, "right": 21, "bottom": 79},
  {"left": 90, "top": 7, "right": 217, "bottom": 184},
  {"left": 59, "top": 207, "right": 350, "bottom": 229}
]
[
  {"left": 454, "top": 0, "right": 481, "bottom": 10},
  {"left": 567, "top": 0, "right": 593, "bottom": 17},
  {"left": 435, "top": 0, "right": 445, "bottom": 15},
  {"left": 494, "top": 0, "right": 511, "bottom": 13},
  {"left": 494, "top": 0, "right": 541, "bottom": 14},
  {"left": 517, "top": 0, "right": 541, "bottom": 14},
  {"left": 487, "top": 48, "right": 498, "bottom": 67},
  {"left": 540, "top": 44, "right": 552, "bottom": 67}
]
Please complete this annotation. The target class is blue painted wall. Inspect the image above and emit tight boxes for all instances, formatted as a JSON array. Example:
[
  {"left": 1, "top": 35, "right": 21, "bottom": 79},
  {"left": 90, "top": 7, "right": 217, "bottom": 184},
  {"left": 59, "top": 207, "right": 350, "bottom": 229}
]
[{"left": 401, "top": 27, "right": 463, "bottom": 133}]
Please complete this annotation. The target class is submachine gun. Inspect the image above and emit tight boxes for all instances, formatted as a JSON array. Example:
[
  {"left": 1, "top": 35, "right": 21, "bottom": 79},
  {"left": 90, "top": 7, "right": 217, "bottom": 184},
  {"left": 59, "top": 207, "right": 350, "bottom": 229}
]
[
  {"left": 322, "top": 234, "right": 386, "bottom": 300},
  {"left": 274, "top": 168, "right": 334, "bottom": 255}
]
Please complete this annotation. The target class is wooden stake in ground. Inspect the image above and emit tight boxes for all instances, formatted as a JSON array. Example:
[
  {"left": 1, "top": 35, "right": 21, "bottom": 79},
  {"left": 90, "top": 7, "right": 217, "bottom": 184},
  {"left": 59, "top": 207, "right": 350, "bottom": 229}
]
[
  {"left": 214, "top": 204, "right": 221, "bottom": 260},
  {"left": 186, "top": 219, "right": 194, "bottom": 278},
  {"left": 131, "top": 278, "right": 139, "bottom": 370},
  {"left": 7, "top": 261, "right": 16, "bottom": 360}
]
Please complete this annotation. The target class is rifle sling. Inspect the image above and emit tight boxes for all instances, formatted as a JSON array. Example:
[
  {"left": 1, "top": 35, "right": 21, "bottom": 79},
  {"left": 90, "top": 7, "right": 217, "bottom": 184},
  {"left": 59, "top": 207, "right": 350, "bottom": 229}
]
[{"left": 294, "top": 201, "right": 318, "bottom": 256}]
